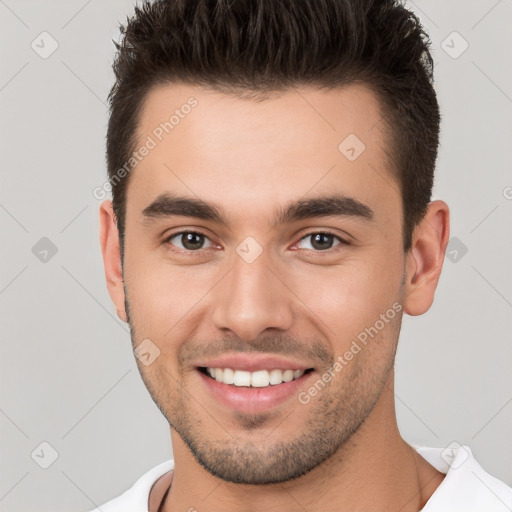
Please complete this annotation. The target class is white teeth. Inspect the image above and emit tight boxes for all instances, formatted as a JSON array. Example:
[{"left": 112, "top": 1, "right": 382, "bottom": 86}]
[
  {"left": 222, "top": 367, "right": 234, "bottom": 384},
  {"left": 251, "top": 370, "right": 270, "bottom": 387},
  {"left": 204, "top": 367, "right": 306, "bottom": 387},
  {"left": 282, "top": 369, "right": 294, "bottom": 382},
  {"left": 233, "top": 370, "right": 251, "bottom": 387},
  {"left": 269, "top": 369, "right": 283, "bottom": 385}
]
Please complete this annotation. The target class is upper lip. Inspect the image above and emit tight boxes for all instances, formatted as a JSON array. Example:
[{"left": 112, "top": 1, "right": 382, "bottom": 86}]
[{"left": 196, "top": 354, "right": 314, "bottom": 372}]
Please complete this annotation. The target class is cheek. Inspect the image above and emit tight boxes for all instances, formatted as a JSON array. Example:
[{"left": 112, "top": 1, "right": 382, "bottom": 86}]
[
  {"left": 124, "top": 249, "right": 217, "bottom": 335},
  {"left": 288, "top": 252, "right": 403, "bottom": 342}
]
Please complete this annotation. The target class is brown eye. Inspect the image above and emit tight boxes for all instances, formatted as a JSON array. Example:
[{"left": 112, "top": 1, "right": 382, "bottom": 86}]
[
  {"left": 297, "top": 232, "right": 345, "bottom": 251},
  {"left": 166, "top": 231, "right": 212, "bottom": 251}
]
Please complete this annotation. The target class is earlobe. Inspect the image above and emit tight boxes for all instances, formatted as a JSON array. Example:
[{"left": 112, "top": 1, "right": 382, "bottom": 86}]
[
  {"left": 99, "top": 200, "right": 128, "bottom": 323},
  {"left": 403, "top": 200, "right": 450, "bottom": 316}
]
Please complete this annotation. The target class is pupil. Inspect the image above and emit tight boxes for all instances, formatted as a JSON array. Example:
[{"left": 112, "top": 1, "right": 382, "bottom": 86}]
[
  {"left": 312, "top": 233, "right": 333, "bottom": 250},
  {"left": 182, "top": 233, "right": 203, "bottom": 250}
]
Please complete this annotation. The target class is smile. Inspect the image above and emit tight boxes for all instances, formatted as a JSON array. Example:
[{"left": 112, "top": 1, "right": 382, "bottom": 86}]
[{"left": 197, "top": 366, "right": 316, "bottom": 414}]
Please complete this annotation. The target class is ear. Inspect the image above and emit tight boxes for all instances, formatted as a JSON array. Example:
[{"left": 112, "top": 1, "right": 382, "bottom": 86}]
[
  {"left": 99, "top": 200, "right": 128, "bottom": 323},
  {"left": 403, "top": 200, "right": 450, "bottom": 316}
]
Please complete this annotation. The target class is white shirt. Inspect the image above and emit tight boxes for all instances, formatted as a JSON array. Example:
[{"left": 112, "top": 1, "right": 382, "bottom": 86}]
[{"left": 89, "top": 445, "right": 512, "bottom": 512}]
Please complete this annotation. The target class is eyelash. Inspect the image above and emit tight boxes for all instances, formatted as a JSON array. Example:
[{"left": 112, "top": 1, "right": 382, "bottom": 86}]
[{"left": 163, "top": 230, "right": 350, "bottom": 254}]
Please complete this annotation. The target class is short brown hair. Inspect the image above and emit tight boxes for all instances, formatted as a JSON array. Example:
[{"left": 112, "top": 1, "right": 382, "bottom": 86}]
[{"left": 106, "top": 0, "right": 440, "bottom": 258}]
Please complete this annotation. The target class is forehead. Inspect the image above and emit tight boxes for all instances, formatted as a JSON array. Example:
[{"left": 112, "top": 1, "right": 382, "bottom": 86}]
[{"left": 126, "top": 83, "right": 399, "bottom": 226}]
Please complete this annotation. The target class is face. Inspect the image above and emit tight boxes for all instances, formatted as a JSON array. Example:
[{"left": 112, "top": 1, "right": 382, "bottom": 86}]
[{"left": 113, "top": 83, "right": 409, "bottom": 484}]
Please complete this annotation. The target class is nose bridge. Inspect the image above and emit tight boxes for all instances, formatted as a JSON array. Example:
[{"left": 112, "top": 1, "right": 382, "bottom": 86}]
[{"left": 211, "top": 245, "right": 293, "bottom": 340}]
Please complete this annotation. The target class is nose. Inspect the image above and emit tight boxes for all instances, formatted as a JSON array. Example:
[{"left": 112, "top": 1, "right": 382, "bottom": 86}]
[{"left": 211, "top": 248, "right": 294, "bottom": 341}]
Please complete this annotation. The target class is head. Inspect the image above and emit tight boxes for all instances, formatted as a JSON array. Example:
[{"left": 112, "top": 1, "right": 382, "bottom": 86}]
[{"left": 100, "top": 0, "right": 449, "bottom": 485}]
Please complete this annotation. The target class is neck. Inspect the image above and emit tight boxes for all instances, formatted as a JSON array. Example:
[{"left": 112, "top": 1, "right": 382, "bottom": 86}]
[{"left": 160, "top": 371, "right": 445, "bottom": 512}]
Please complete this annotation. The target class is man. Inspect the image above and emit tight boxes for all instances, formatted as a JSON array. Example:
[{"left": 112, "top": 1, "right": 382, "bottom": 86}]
[{"left": 94, "top": 0, "right": 512, "bottom": 510}]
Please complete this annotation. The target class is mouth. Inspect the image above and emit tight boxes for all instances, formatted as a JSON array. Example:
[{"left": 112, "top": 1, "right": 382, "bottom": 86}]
[{"left": 196, "top": 365, "right": 316, "bottom": 414}]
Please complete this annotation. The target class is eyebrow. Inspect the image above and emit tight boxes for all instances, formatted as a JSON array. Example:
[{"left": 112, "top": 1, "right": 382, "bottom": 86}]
[{"left": 141, "top": 192, "right": 374, "bottom": 228}]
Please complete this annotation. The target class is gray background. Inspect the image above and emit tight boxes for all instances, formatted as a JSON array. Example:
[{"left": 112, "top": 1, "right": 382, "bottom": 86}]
[{"left": 0, "top": 0, "right": 511, "bottom": 511}]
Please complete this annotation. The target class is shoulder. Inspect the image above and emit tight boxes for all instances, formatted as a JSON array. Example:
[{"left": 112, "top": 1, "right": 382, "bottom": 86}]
[
  {"left": 87, "top": 459, "right": 174, "bottom": 512},
  {"left": 414, "top": 444, "right": 512, "bottom": 511}
]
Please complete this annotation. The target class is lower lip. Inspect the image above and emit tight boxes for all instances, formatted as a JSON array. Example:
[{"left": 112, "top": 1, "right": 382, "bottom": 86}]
[{"left": 197, "top": 369, "right": 314, "bottom": 414}]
